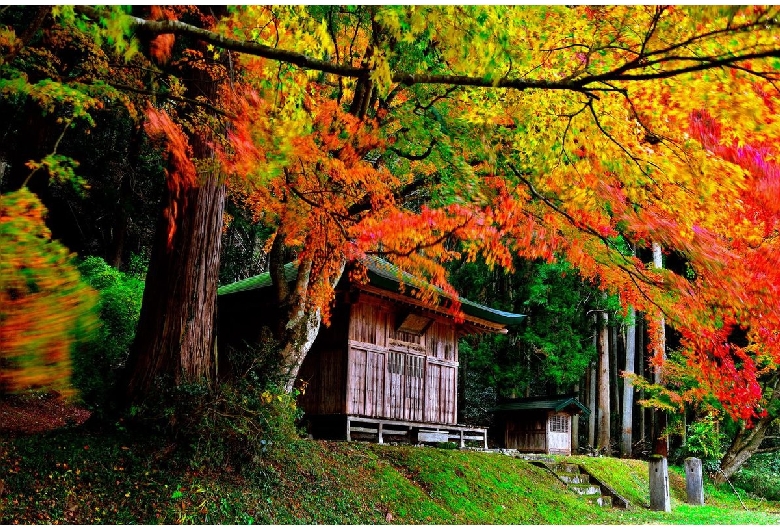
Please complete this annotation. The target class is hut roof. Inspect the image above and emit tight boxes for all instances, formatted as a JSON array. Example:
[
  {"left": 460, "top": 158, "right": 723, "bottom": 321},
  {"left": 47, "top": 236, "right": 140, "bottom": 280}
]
[
  {"left": 491, "top": 395, "right": 590, "bottom": 416},
  {"left": 217, "top": 256, "right": 525, "bottom": 328}
]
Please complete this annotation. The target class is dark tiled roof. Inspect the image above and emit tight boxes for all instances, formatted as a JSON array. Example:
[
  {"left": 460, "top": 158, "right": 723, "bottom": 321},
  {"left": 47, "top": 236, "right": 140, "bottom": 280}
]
[
  {"left": 217, "top": 256, "right": 525, "bottom": 327},
  {"left": 491, "top": 395, "right": 590, "bottom": 416}
]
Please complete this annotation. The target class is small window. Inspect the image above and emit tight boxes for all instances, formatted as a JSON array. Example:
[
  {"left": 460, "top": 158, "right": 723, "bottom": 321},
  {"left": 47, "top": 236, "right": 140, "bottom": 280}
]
[
  {"left": 388, "top": 352, "right": 423, "bottom": 378},
  {"left": 405, "top": 355, "right": 423, "bottom": 378},
  {"left": 550, "top": 414, "right": 569, "bottom": 433},
  {"left": 388, "top": 351, "right": 404, "bottom": 375},
  {"left": 396, "top": 313, "right": 432, "bottom": 335}
]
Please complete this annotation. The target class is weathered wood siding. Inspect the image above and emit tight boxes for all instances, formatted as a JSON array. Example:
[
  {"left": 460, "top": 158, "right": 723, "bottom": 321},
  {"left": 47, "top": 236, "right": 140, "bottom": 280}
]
[
  {"left": 345, "top": 293, "right": 459, "bottom": 424},
  {"left": 504, "top": 411, "right": 548, "bottom": 452},
  {"left": 296, "top": 302, "right": 349, "bottom": 415}
]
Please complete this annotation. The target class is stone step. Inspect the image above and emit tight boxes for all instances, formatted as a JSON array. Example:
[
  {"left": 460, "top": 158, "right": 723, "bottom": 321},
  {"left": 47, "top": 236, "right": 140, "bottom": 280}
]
[
  {"left": 579, "top": 492, "right": 613, "bottom": 507},
  {"left": 556, "top": 463, "right": 580, "bottom": 474},
  {"left": 569, "top": 484, "right": 602, "bottom": 496},
  {"left": 558, "top": 473, "right": 590, "bottom": 485},
  {"left": 596, "top": 495, "right": 613, "bottom": 508}
]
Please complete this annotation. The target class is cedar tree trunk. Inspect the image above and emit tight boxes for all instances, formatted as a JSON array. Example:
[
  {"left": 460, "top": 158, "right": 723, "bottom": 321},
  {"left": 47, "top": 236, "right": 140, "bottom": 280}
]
[
  {"left": 597, "top": 310, "right": 611, "bottom": 452},
  {"left": 124, "top": 59, "right": 225, "bottom": 403},
  {"left": 621, "top": 307, "right": 636, "bottom": 457}
]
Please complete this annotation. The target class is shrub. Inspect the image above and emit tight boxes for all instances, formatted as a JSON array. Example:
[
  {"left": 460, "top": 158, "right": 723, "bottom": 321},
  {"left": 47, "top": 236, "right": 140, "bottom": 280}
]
[
  {"left": 127, "top": 336, "right": 304, "bottom": 471},
  {"left": 189, "top": 336, "right": 305, "bottom": 468},
  {"left": 675, "top": 413, "right": 727, "bottom": 473},
  {"left": 732, "top": 452, "right": 780, "bottom": 501},
  {"left": 73, "top": 256, "right": 144, "bottom": 416},
  {"left": 0, "top": 189, "right": 98, "bottom": 396}
]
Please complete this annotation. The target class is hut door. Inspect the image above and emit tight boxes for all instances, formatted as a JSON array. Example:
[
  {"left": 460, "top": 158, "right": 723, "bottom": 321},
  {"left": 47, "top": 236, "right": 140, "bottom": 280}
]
[
  {"left": 547, "top": 412, "right": 571, "bottom": 455},
  {"left": 387, "top": 350, "right": 424, "bottom": 421}
]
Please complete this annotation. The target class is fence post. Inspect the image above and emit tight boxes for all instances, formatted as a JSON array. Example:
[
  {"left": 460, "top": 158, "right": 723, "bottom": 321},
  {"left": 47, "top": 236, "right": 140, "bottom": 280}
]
[
  {"left": 685, "top": 457, "right": 704, "bottom": 505},
  {"left": 649, "top": 455, "right": 671, "bottom": 512}
]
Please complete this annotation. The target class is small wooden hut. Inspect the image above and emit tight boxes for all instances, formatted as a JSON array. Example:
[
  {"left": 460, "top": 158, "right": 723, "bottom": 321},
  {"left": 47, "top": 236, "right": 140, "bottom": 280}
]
[
  {"left": 218, "top": 256, "right": 524, "bottom": 447},
  {"left": 492, "top": 395, "right": 589, "bottom": 455}
]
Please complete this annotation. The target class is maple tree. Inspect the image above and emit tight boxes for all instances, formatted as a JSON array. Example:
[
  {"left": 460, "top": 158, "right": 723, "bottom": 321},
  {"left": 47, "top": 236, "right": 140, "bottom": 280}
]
[{"left": 4, "top": 6, "right": 780, "bottom": 435}]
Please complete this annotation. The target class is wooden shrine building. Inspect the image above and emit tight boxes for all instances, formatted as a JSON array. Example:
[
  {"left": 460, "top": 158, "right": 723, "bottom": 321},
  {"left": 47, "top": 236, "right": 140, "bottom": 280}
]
[
  {"left": 218, "top": 256, "right": 524, "bottom": 447},
  {"left": 491, "top": 395, "right": 589, "bottom": 455}
]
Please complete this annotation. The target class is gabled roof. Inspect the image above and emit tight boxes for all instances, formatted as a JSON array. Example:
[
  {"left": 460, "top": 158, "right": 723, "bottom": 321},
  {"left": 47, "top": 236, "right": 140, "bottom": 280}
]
[
  {"left": 217, "top": 256, "right": 525, "bottom": 328},
  {"left": 491, "top": 395, "right": 590, "bottom": 416}
]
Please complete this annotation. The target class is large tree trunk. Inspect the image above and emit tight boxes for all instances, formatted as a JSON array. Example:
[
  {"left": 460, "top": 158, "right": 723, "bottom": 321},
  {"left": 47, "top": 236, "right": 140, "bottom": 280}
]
[
  {"left": 597, "top": 311, "right": 611, "bottom": 452},
  {"left": 125, "top": 171, "right": 225, "bottom": 401},
  {"left": 621, "top": 307, "right": 636, "bottom": 457},
  {"left": 124, "top": 57, "right": 225, "bottom": 403}
]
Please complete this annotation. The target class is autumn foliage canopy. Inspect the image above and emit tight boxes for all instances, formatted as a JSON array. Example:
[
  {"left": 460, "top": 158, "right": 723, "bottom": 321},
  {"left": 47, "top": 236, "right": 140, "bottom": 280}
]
[{"left": 3, "top": 5, "right": 780, "bottom": 422}]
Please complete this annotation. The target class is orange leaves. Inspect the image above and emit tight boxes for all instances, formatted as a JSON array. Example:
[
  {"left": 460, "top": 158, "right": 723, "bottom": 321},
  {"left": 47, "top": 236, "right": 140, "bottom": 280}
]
[
  {"left": 148, "top": 6, "right": 177, "bottom": 64},
  {"left": 0, "top": 189, "right": 98, "bottom": 395},
  {"left": 144, "top": 105, "right": 197, "bottom": 248},
  {"left": 150, "top": 34, "right": 174, "bottom": 65}
]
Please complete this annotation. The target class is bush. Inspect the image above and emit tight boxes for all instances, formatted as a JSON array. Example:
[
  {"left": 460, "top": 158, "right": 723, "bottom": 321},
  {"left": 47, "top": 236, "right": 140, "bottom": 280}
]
[
  {"left": 674, "top": 413, "right": 727, "bottom": 473},
  {"left": 732, "top": 453, "right": 780, "bottom": 501},
  {"left": 73, "top": 256, "right": 144, "bottom": 416},
  {"left": 190, "top": 336, "right": 304, "bottom": 468},
  {"left": 0, "top": 189, "right": 98, "bottom": 396},
  {"left": 127, "top": 336, "right": 304, "bottom": 471}
]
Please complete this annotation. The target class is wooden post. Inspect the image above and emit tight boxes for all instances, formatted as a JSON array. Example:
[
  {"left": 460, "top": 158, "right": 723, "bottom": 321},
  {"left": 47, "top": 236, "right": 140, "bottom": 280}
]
[
  {"left": 649, "top": 455, "right": 671, "bottom": 512},
  {"left": 685, "top": 457, "right": 705, "bottom": 505},
  {"left": 572, "top": 382, "right": 580, "bottom": 453},
  {"left": 378, "top": 422, "right": 384, "bottom": 444}
]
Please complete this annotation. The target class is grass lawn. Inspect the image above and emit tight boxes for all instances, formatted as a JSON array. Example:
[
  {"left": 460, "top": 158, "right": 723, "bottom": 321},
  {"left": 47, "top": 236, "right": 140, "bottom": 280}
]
[{"left": 2, "top": 427, "right": 780, "bottom": 524}]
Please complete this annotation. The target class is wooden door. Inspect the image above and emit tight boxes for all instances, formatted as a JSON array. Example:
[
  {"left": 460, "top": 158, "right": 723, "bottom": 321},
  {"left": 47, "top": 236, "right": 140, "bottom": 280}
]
[
  {"left": 386, "top": 350, "right": 424, "bottom": 421},
  {"left": 346, "top": 346, "right": 385, "bottom": 416}
]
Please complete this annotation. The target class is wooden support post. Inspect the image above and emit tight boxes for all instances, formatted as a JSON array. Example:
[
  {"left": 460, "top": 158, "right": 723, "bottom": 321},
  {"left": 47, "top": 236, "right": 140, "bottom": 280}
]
[
  {"left": 460, "top": 429, "right": 465, "bottom": 449},
  {"left": 378, "top": 422, "right": 384, "bottom": 444},
  {"left": 346, "top": 417, "right": 351, "bottom": 442},
  {"left": 685, "top": 457, "right": 704, "bottom": 505},
  {"left": 649, "top": 455, "right": 671, "bottom": 512}
]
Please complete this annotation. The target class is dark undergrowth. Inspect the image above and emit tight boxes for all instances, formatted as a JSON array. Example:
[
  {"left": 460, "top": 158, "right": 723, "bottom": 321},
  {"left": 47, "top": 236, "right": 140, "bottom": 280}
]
[{"left": 2, "top": 426, "right": 780, "bottom": 524}]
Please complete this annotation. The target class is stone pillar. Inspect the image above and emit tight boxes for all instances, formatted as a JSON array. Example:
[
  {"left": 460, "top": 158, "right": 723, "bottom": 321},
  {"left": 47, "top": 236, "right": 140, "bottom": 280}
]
[
  {"left": 685, "top": 457, "right": 705, "bottom": 505},
  {"left": 649, "top": 455, "right": 671, "bottom": 512}
]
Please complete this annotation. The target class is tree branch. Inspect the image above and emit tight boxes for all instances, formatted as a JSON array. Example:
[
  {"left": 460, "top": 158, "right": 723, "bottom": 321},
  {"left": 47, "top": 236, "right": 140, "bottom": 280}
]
[{"left": 76, "top": 6, "right": 780, "bottom": 98}]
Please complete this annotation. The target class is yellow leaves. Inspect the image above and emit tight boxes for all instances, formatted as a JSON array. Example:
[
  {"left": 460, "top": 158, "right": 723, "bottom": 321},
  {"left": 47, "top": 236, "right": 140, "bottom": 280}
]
[{"left": 369, "top": 51, "right": 393, "bottom": 98}]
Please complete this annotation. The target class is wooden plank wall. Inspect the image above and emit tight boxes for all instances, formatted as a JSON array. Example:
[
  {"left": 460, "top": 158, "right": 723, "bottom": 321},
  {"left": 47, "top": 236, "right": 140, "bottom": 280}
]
[
  {"left": 297, "top": 304, "right": 349, "bottom": 415},
  {"left": 504, "top": 412, "right": 548, "bottom": 452},
  {"left": 346, "top": 294, "right": 459, "bottom": 425}
]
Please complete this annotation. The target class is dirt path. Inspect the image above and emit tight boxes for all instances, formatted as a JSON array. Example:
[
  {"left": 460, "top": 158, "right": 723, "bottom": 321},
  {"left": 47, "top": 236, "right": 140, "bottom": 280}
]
[{"left": 0, "top": 393, "right": 91, "bottom": 435}]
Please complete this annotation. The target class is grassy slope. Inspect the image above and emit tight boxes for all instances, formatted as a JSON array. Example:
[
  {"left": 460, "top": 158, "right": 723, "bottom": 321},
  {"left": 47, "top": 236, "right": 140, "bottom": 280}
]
[{"left": 2, "top": 429, "right": 780, "bottom": 524}]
